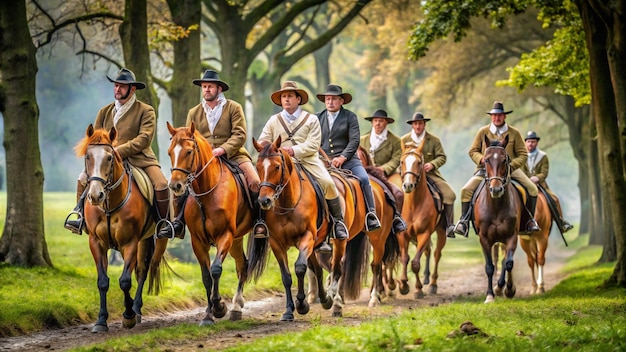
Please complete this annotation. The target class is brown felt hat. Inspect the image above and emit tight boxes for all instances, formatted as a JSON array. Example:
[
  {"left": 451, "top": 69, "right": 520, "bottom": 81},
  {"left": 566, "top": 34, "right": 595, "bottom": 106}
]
[{"left": 270, "top": 81, "right": 309, "bottom": 106}]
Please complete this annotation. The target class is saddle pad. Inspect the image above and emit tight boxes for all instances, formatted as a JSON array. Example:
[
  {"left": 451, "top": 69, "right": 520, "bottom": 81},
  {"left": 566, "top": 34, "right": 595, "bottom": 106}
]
[
  {"left": 295, "top": 162, "right": 326, "bottom": 229},
  {"left": 426, "top": 176, "right": 444, "bottom": 213},
  {"left": 219, "top": 156, "right": 252, "bottom": 208},
  {"left": 130, "top": 165, "right": 153, "bottom": 206}
]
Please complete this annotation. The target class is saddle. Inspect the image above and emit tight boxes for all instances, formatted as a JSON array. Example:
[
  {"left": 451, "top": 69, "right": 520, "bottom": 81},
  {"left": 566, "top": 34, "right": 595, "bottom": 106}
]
[
  {"left": 219, "top": 156, "right": 254, "bottom": 209},
  {"left": 128, "top": 163, "right": 153, "bottom": 205},
  {"left": 294, "top": 161, "right": 326, "bottom": 230},
  {"left": 425, "top": 176, "right": 445, "bottom": 214}
]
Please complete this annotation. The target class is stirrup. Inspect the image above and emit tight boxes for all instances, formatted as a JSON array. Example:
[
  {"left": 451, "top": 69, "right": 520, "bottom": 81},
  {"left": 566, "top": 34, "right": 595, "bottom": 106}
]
[
  {"left": 452, "top": 221, "right": 469, "bottom": 238},
  {"left": 365, "top": 212, "right": 382, "bottom": 232},
  {"left": 561, "top": 221, "right": 574, "bottom": 233},
  {"left": 392, "top": 215, "right": 407, "bottom": 233},
  {"left": 64, "top": 211, "right": 84, "bottom": 235},
  {"left": 333, "top": 221, "right": 349, "bottom": 240},
  {"left": 253, "top": 220, "right": 269, "bottom": 239},
  {"left": 446, "top": 225, "right": 456, "bottom": 238},
  {"left": 315, "top": 241, "right": 332, "bottom": 254},
  {"left": 526, "top": 219, "right": 540, "bottom": 233},
  {"left": 156, "top": 219, "right": 176, "bottom": 240}
]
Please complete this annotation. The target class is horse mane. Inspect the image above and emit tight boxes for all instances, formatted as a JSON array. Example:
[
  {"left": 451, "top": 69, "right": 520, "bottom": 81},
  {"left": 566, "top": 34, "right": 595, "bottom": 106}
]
[
  {"left": 74, "top": 128, "right": 112, "bottom": 157},
  {"left": 489, "top": 139, "right": 502, "bottom": 147},
  {"left": 364, "top": 165, "right": 395, "bottom": 192},
  {"left": 257, "top": 141, "right": 276, "bottom": 158}
]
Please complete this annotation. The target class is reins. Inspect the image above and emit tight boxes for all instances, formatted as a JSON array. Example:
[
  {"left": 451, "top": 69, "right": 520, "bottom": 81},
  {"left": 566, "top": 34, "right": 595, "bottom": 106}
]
[{"left": 258, "top": 149, "right": 303, "bottom": 214}]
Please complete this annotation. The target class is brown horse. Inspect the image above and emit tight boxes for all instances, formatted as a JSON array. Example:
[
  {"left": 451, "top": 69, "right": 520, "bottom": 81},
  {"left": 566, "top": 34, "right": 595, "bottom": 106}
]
[
  {"left": 166, "top": 122, "right": 253, "bottom": 325},
  {"left": 310, "top": 152, "right": 399, "bottom": 314},
  {"left": 474, "top": 135, "right": 522, "bottom": 303},
  {"left": 248, "top": 136, "right": 332, "bottom": 321},
  {"left": 396, "top": 142, "right": 448, "bottom": 299},
  {"left": 77, "top": 125, "right": 168, "bottom": 332},
  {"left": 518, "top": 191, "right": 552, "bottom": 294}
]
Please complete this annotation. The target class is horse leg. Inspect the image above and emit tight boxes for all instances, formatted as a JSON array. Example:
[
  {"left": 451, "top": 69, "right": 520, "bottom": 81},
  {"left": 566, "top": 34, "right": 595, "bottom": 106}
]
[
  {"left": 423, "top": 243, "right": 431, "bottom": 286},
  {"left": 271, "top": 246, "right": 295, "bottom": 321},
  {"left": 369, "top": 260, "right": 383, "bottom": 307},
  {"left": 536, "top": 235, "right": 548, "bottom": 294},
  {"left": 90, "top": 239, "right": 110, "bottom": 332},
  {"left": 384, "top": 263, "right": 397, "bottom": 298},
  {"left": 519, "top": 237, "right": 538, "bottom": 294},
  {"left": 412, "top": 236, "right": 428, "bottom": 299},
  {"left": 132, "top": 238, "right": 153, "bottom": 325},
  {"left": 480, "top": 238, "right": 496, "bottom": 303},
  {"left": 228, "top": 238, "right": 247, "bottom": 321},
  {"left": 397, "top": 233, "right": 411, "bottom": 295},
  {"left": 294, "top": 246, "right": 311, "bottom": 316},
  {"left": 209, "top": 249, "right": 228, "bottom": 320},
  {"left": 193, "top": 242, "right": 216, "bottom": 326},
  {"left": 428, "top": 229, "right": 446, "bottom": 295},
  {"left": 327, "top": 238, "right": 346, "bottom": 304},
  {"left": 118, "top": 244, "right": 138, "bottom": 330},
  {"left": 503, "top": 240, "right": 517, "bottom": 299},
  {"left": 308, "top": 256, "right": 332, "bottom": 309}
]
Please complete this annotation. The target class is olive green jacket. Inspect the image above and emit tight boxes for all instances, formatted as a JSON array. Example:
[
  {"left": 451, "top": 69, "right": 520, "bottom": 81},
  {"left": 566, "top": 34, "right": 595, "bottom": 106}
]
[
  {"left": 359, "top": 131, "right": 402, "bottom": 177},
  {"left": 400, "top": 131, "right": 447, "bottom": 179}
]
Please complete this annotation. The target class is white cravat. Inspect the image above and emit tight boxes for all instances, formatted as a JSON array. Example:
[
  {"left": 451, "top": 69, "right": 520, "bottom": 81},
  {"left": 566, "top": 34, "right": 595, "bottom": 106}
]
[
  {"left": 113, "top": 94, "right": 136, "bottom": 127},
  {"left": 528, "top": 151, "right": 537, "bottom": 170},
  {"left": 489, "top": 123, "right": 509, "bottom": 137},
  {"left": 369, "top": 128, "right": 388, "bottom": 152},
  {"left": 327, "top": 111, "right": 338, "bottom": 130},
  {"left": 282, "top": 106, "right": 302, "bottom": 123},
  {"left": 410, "top": 129, "right": 426, "bottom": 146},
  {"left": 203, "top": 93, "right": 226, "bottom": 134}
]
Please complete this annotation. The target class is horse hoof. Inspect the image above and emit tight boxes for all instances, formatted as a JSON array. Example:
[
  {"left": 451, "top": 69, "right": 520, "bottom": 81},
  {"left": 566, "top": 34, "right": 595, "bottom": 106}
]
[
  {"left": 280, "top": 313, "right": 294, "bottom": 321},
  {"left": 136, "top": 314, "right": 142, "bottom": 324},
  {"left": 200, "top": 319, "right": 215, "bottom": 326},
  {"left": 332, "top": 310, "right": 343, "bottom": 317},
  {"left": 505, "top": 286, "right": 516, "bottom": 298},
  {"left": 414, "top": 291, "right": 425, "bottom": 299},
  {"left": 484, "top": 295, "right": 495, "bottom": 303},
  {"left": 213, "top": 301, "right": 228, "bottom": 319},
  {"left": 296, "top": 300, "right": 310, "bottom": 315},
  {"left": 399, "top": 281, "right": 410, "bottom": 295},
  {"left": 122, "top": 316, "right": 137, "bottom": 329},
  {"left": 91, "top": 324, "right": 109, "bottom": 333},
  {"left": 428, "top": 285, "right": 438, "bottom": 295},
  {"left": 229, "top": 310, "right": 242, "bottom": 321},
  {"left": 321, "top": 296, "right": 333, "bottom": 310}
]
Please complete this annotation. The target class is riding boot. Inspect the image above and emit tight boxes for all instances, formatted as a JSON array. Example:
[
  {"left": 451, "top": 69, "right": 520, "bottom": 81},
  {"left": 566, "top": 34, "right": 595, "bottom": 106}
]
[
  {"left": 554, "top": 198, "right": 574, "bottom": 233},
  {"left": 452, "top": 201, "right": 470, "bottom": 238},
  {"left": 327, "top": 197, "right": 349, "bottom": 240},
  {"left": 444, "top": 203, "right": 456, "bottom": 238},
  {"left": 560, "top": 219, "right": 574, "bottom": 233},
  {"left": 64, "top": 181, "right": 87, "bottom": 235},
  {"left": 362, "top": 183, "right": 382, "bottom": 232},
  {"left": 385, "top": 185, "right": 407, "bottom": 234},
  {"left": 525, "top": 195, "right": 541, "bottom": 233},
  {"left": 157, "top": 191, "right": 187, "bottom": 239},
  {"left": 251, "top": 191, "right": 269, "bottom": 238}
]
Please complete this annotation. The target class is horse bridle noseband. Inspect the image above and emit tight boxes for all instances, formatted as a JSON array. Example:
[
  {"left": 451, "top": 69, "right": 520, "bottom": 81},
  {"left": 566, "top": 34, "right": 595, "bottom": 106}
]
[
  {"left": 170, "top": 136, "right": 219, "bottom": 197},
  {"left": 484, "top": 146, "right": 511, "bottom": 187},
  {"left": 258, "top": 149, "right": 302, "bottom": 213},
  {"left": 85, "top": 143, "right": 130, "bottom": 213},
  {"left": 400, "top": 149, "right": 423, "bottom": 184}
]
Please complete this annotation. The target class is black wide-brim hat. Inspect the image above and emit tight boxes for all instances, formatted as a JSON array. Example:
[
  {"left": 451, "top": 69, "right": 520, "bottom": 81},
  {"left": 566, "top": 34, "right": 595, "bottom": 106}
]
[
  {"left": 486, "top": 101, "right": 512, "bottom": 115},
  {"left": 316, "top": 84, "right": 352, "bottom": 104},
  {"left": 364, "top": 109, "right": 395, "bottom": 123},
  {"left": 405, "top": 112, "right": 431, "bottom": 124},
  {"left": 106, "top": 68, "right": 146, "bottom": 90},
  {"left": 192, "top": 70, "right": 230, "bottom": 92},
  {"left": 270, "top": 81, "right": 309, "bottom": 106},
  {"left": 525, "top": 131, "right": 541, "bottom": 141}
]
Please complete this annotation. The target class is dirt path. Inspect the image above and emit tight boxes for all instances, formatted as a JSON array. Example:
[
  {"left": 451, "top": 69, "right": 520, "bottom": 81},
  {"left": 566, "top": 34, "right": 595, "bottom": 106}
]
[{"left": 0, "top": 239, "right": 574, "bottom": 352}]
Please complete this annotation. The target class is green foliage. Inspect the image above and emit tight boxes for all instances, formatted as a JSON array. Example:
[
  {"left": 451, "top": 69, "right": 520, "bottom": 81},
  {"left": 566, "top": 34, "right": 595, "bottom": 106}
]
[{"left": 498, "top": 23, "right": 590, "bottom": 106}]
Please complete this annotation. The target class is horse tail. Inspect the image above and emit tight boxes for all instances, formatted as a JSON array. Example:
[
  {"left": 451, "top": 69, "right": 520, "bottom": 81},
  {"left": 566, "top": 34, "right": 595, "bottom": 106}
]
[
  {"left": 246, "top": 235, "right": 270, "bottom": 282},
  {"left": 148, "top": 238, "right": 174, "bottom": 295},
  {"left": 383, "top": 230, "right": 400, "bottom": 267},
  {"left": 343, "top": 232, "right": 370, "bottom": 300}
]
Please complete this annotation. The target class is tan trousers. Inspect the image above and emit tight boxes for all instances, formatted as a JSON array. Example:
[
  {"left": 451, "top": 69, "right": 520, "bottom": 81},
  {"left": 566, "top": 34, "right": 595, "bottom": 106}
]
[
  {"left": 460, "top": 168, "right": 537, "bottom": 202},
  {"left": 239, "top": 161, "right": 260, "bottom": 192}
]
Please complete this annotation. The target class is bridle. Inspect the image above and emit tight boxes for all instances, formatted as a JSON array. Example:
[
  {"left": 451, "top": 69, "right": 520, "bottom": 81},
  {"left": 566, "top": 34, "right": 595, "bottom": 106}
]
[
  {"left": 484, "top": 146, "right": 511, "bottom": 188},
  {"left": 258, "top": 149, "right": 301, "bottom": 214},
  {"left": 170, "top": 136, "right": 219, "bottom": 197},
  {"left": 400, "top": 149, "right": 423, "bottom": 185},
  {"left": 85, "top": 143, "right": 130, "bottom": 213}
]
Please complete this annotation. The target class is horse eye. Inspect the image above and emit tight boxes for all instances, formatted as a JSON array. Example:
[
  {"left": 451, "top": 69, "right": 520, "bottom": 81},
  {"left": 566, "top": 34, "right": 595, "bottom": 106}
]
[
  {"left": 187, "top": 149, "right": 193, "bottom": 155},
  {"left": 107, "top": 155, "right": 112, "bottom": 161}
]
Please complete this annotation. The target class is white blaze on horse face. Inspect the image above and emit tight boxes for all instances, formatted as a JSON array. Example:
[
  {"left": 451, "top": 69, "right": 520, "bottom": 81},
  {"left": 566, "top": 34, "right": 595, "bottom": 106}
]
[
  {"left": 86, "top": 146, "right": 108, "bottom": 202},
  {"left": 261, "top": 158, "right": 272, "bottom": 181},
  {"left": 172, "top": 144, "right": 183, "bottom": 169},
  {"left": 403, "top": 153, "right": 418, "bottom": 183}
]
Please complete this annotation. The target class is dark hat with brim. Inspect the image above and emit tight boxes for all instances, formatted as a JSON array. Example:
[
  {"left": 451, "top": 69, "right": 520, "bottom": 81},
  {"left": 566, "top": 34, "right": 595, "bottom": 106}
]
[
  {"left": 364, "top": 109, "right": 395, "bottom": 123},
  {"left": 405, "top": 112, "right": 431, "bottom": 124},
  {"left": 525, "top": 131, "right": 540, "bottom": 141},
  {"left": 316, "top": 84, "right": 352, "bottom": 104},
  {"left": 192, "top": 70, "right": 230, "bottom": 92},
  {"left": 486, "top": 101, "right": 512, "bottom": 115},
  {"left": 270, "top": 81, "right": 309, "bottom": 106},
  {"left": 106, "top": 68, "right": 146, "bottom": 90}
]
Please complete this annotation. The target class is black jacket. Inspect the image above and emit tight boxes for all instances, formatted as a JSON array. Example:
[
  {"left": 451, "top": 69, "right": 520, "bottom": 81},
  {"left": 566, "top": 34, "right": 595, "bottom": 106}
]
[{"left": 317, "top": 107, "right": 361, "bottom": 160}]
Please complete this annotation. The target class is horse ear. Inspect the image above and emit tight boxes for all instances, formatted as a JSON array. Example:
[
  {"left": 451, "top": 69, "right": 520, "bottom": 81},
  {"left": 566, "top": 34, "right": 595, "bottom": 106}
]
[
  {"left": 483, "top": 134, "right": 492, "bottom": 149},
  {"left": 109, "top": 127, "right": 117, "bottom": 143},
  {"left": 252, "top": 137, "right": 262, "bottom": 152},
  {"left": 86, "top": 124, "right": 94, "bottom": 137},
  {"left": 274, "top": 135, "right": 282, "bottom": 148},
  {"left": 502, "top": 134, "right": 509, "bottom": 148},
  {"left": 189, "top": 121, "right": 196, "bottom": 135},
  {"left": 166, "top": 121, "right": 176, "bottom": 136}
]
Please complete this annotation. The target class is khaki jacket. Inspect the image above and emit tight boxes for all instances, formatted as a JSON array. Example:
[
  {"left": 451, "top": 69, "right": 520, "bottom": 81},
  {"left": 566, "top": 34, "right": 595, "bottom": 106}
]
[
  {"left": 359, "top": 131, "right": 402, "bottom": 177},
  {"left": 400, "top": 131, "right": 447, "bottom": 179},
  {"left": 469, "top": 125, "right": 527, "bottom": 172},
  {"left": 524, "top": 149, "right": 550, "bottom": 190},
  {"left": 186, "top": 100, "right": 252, "bottom": 164},
  {"left": 94, "top": 99, "right": 159, "bottom": 168}
]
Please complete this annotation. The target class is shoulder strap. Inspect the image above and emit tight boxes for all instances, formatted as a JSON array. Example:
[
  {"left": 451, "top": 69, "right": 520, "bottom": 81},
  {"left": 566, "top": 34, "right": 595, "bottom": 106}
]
[{"left": 277, "top": 113, "right": 310, "bottom": 145}]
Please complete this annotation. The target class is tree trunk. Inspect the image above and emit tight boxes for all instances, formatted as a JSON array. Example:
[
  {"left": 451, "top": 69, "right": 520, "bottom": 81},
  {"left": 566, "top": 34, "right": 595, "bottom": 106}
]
[
  {"left": 0, "top": 0, "right": 52, "bottom": 267},
  {"left": 167, "top": 0, "right": 201, "bottom": 128},
  {"left": 119, "top": 0, "right": 161, "bottom": 154}
]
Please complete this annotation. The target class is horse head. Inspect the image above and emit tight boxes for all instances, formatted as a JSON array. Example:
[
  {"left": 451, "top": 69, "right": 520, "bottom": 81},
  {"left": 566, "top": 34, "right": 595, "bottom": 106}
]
[
  {"left": 253, "top": 135, "right": 292, "bottom": 211},
  {"left": 483, "top": 134, "right": 511, "bottom": 198},
  {"left": 166, "top": 121, "right": 212, "bottom": 196},
  {"left": 400, "top": 140, "right": 425, "bottom": 193},
  {"left": 78, "top": 124, "right": 123, "bottom": 206}
]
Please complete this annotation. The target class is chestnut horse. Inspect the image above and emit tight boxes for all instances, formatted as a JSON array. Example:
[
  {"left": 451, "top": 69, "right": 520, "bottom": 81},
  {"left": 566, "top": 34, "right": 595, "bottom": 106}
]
[
  {"left": 396, "top": 143, "right": 448, "bottom": 299},
  {"left": 518, "top": 191, "right": 552, "bottom": 294},
  {"left": 77, "top": 125, "right": 169, "bottom": 332},
  {"left": 248, "top": 136, "right": 332, "bottom": 321},
  {"left": 166, "top": 122, "right": 253, "bottom": 325},
  {"left": 310, "top": 152, "right": 399, "bottom": 314},
  {"left": 475, "top": 135, "right": 522, "bottom": 303}
]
